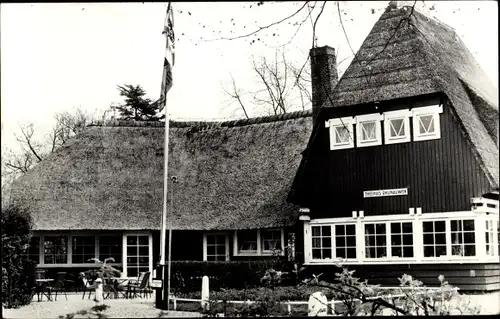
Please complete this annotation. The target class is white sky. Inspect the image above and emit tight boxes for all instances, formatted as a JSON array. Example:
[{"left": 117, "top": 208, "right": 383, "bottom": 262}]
[{"left": 1, "top": 1, "right": 498, "bottom": 152}]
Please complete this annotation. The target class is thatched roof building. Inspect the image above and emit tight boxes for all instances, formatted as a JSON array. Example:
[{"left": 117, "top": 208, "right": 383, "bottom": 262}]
[
  {"left": 11, "top": 111, "right": 313, "bottom": 231},
  {"left": 290, "top": 4, "right": 498, "bottom": 202}
]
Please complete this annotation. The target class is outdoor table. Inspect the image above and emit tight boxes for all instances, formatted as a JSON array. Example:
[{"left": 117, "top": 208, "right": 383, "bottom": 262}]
[{"left": 35, "top": 278, "right": 54, "bottom": 301}]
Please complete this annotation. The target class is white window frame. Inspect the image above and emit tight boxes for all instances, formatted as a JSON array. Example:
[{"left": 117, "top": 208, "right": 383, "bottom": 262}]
[
  {"left": 203, "top": 232, "right": 230, "bottom": 261},
  {"left": 233, "top": 228, "right": 285, "bottom": 256},
  {"left": 304, "top": 210, "right": 499, "bottom": 265},
  {"left": 412, "top": 105, "right": 443, "bottom": 141},
  {"left": 122, "top": 232, "right": 153, "bottom": 279},
  {"left": 326, "top": 117, "right": 355, "bottom": 150},
  {"left": 384, "top": 110, "right": 412, "bottom": 144},
  {"left": 355, "top": 113, "right": 383, "bottom": 148}
]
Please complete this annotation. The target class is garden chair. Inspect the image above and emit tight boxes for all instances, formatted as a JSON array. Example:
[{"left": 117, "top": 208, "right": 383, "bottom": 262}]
[
  {"left": 50, "top": 272, "right": 69, "bottom": 301},
  {"left": 126, "top": 271, "right": 150, "bottom": 299},
  {"left": 80, "top": 272, "right": 94, "bottom": 300}
]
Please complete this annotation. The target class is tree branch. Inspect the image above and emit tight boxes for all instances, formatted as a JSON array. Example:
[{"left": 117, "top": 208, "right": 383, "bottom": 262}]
[{"left": 201, "top": 2, "right": 311, "bottom": 42}]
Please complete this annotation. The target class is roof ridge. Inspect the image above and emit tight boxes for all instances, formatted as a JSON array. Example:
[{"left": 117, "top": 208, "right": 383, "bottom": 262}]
[{"left": 88, "top": 109, "right": 312, "bottom": 129}]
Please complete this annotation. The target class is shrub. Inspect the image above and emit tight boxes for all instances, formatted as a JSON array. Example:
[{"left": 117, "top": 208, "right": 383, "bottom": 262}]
[{"left": 1, "top": 204, "right": 35, "bottom": 309}]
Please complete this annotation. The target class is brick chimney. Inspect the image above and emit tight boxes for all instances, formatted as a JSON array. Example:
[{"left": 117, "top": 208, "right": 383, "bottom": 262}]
[{"left": 310, "top": 46, "right": 338, "bottom": 127}]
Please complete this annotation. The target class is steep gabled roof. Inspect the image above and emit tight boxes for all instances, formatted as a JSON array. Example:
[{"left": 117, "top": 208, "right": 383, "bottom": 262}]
[
  {"left": 289, "top": 4, "right": 498, "bottom": 203},
  {"left": 10, "top": 111, "right": 312, "bottom": 231}
]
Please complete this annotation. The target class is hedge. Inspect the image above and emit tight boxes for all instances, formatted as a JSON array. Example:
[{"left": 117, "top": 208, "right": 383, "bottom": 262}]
[{"left": 168, "top": 260, "right": 295, "bottom": 292}]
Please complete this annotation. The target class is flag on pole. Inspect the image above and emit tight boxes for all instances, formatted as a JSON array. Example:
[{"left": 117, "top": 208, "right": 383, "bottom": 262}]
[{"left": 158, "top": 2, "right": 175, "bottom": 112}]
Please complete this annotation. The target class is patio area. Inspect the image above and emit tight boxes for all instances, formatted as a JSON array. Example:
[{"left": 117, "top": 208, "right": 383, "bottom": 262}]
[{"left": 2, "top": 292, "right": 201, "bottom": 319}]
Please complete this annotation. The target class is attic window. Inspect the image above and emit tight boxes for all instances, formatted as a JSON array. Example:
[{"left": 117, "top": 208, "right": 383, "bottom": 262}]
[
  {"left": 384, "top": 110, "right": 412, "bottom": 144},
  {"left": 355, "top": 113, "right": 383, "bottom": 147},
  {"left": 326, "top": 117, "right": 355, "bottom": 150},
  {"left": 412, "top": 105, "right": 443, "bottom": 141}
]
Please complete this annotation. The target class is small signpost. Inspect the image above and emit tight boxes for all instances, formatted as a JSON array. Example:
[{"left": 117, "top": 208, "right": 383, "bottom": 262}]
[{"left": 151, "top": 279, "right": 163, "bottom": 289}]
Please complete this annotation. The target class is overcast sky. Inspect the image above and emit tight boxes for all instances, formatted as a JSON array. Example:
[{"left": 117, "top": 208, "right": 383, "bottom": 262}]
[{"left": 1, "top": 1, "right": 498, "bottom": 152}]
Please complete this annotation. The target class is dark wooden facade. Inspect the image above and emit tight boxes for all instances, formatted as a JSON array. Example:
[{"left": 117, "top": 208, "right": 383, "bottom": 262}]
[{"left": 298, "top": 93, "right": 492, "bottom": 219}]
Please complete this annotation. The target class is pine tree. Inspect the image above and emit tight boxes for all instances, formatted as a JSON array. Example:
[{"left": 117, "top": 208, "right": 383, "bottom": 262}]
[{"left": 113, "top": 84, "right": 162, "bottom": 121}]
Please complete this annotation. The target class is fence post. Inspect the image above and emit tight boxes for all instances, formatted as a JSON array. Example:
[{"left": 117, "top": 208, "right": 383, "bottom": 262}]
[
  {"left": 287, "top": 303, "right": 292, "bottom": 315},
  {"left": 201, "top": 275, "right": 210, "bottom": 310},
  {"left": 173, "top": 296, "right": 177, "bottom": 311}
]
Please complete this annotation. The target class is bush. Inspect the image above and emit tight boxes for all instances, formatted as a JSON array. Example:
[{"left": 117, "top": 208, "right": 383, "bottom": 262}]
[
  {"left": 1, "top": 204, "right": 35, "bottom": 308},
  {"left": 169, "top": 260, "right": 292, "bottom": 293}
]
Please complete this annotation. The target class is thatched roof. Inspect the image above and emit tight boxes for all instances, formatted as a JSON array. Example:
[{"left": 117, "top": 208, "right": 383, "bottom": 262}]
[
  {"left": 290, "top": 3, "right": 499, "bottom": 201},
  {"left": 11, "top": 111, "right": 313, "bottom": 231}
]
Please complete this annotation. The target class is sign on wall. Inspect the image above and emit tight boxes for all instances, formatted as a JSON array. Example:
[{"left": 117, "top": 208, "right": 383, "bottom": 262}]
[{"left": 363, "top": 188, "right": 408, "bottom": 198}]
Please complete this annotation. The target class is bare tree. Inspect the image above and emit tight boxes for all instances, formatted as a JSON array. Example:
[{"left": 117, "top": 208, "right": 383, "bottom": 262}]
[
  {"left": 223, "top": 47, "right": 313, "bottom": 117},
  {"left": 2, "top": 107, "right": 95, "bottom": 179}
]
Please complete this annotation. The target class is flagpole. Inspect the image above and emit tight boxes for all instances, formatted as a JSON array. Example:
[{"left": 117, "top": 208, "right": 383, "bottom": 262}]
[{"left": 159, "top": 1, "right": 173, "bottom": 311}]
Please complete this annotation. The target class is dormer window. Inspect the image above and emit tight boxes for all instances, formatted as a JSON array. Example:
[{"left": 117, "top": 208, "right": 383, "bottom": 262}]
[
  {"left": 412, "top": 105, "right": 443, "bottom": 141},
  {"left": 355, "top": 113, "right": 382, "bottom": 147},
  {"left": 326, "top": 117, "right": 354, "bottom": 150},
  {"left": 384, "top": 110, "right": 411, "bottom": 144}
]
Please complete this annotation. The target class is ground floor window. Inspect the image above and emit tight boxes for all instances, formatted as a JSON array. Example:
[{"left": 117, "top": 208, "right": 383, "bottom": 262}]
[
  {"left": 365, "top": 223, "right": 387, "bottom": 258},
  {"left": 423, "top": 220, "right": 447, "bottom": 257},
  {"left": 31, "top": 232, "right": 150, "bottom": 275},
  {"left": 391, "top": 222, "right": 414, "bottom": 258},
  {"left": 335, "top": 224, "right": 356, "bottom": 259},
  {"left": 306, "top": 212, "right": 499, "bottom": 264},
  {"left": 312, "top": 225, "right": 332, "bottom": 260},
  {"left": 72, "top": 236, "right": 96, "bottom": 263},
  {"left": 126, "top": 235, "right": 150, "bottom": 278},
  {"left": 450, "top": 219, "right": 475, "bottom": 256},
  {"left": 99, "top": 235, "right": 122, "bottom": 262},
  {"left": 203, "top": 233, "right": 229, "bottom": 261},
  {"left": 233, "top": 228, "right": 285, "bottom": 256},
  {"left": 43, "top": 236, "right": 68, "bottom": 264}
]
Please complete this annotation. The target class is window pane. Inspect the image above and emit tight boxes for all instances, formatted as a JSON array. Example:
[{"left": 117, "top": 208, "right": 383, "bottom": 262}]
[
  {"left": 418, "top": 115, "right": 434, "bottom": 134},
  {"left": 335, "top": 126, "right": 350, "bottom": 144},
  {"left": 345, "top": 225, "right": 356, "bottom": 236},
  {"left": 321, "top": 226, "right": 331, "bottom": 236},
  {"left": 376, "top": 247, "right": 386, "bottom": 258},
  {"left": 127, "top": 246, "right": 137, "bottom": 256},
  {"left": 336, "top": 248, "right": 346, "bottom": 258},
  {"left": 390, "top": 118, "right": 405, "bottom": 137},
  {"left": 365, "top": 224, "right": 375, "bottom": 234},
  {"left": 207, "top": 245, "right": 215, "bottom": 255},
  {"left": 322, "top": 249, "right": 332, "bottom": 259},
  {"left": 322, "top": 237, "right": 331, "bottom": 248},
  {"left": 346, "top": 248, "right": 356, "bottom": 259},
  {"left": 464, "top": 232, "right": 475, "bottom": 244},
  {"left": 127, "top": 236, "right": 137, "bottom": 245},
  {"left": 312, "top": 249, "right": 322, "bottom": 259},
  {"left": 423, "top": 222, "right": 434, "bottom": 233},
  {"left": 435, "top": 233, "right": 446, "bottom": 245},
  {"left": 435, "top": 221, "right": 445, "bottom": 232},
  {"left": 361, "top": 122, "right": 376, "bottom": 140},
  {"left": 335, "top": 225, "right": 345, "bottom": 235},
  {"left": 463, "top": 220, "right": 475, "bottom": 231},
  {"left": 312, "top": 226, "right": 321, "bottom": 237},
  {"left": 392, "top": 247, "right": 402, "bottom": 257},
  {"left": 403, "top": 247, "right": 414, "bottom": 257},
  {"left": 216, "top": 245, "right": 226, "bottom": 255},
  {"left": 436, "top": 245, "right": 447, "bottom": 257},
  {"left": 138, "top": 236, "right": 148, "bottom": 246},
  {"left": 312, "top": 238, "right": 321, "bottom": 248},
  {"left": 99, "top": 236, "right": 122, "bottom": 263},
  {"left": 464, "top": 245, "right": 475, "bottom": 256},
  {"left": 403, "top": 234, "right": 413, "bottom": 245},
  {"left": 391, "top": 223, "right": 401, "bottom": 234},
  {"left": 346, "top": 236, "right": 356, "bottom": 247}
]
